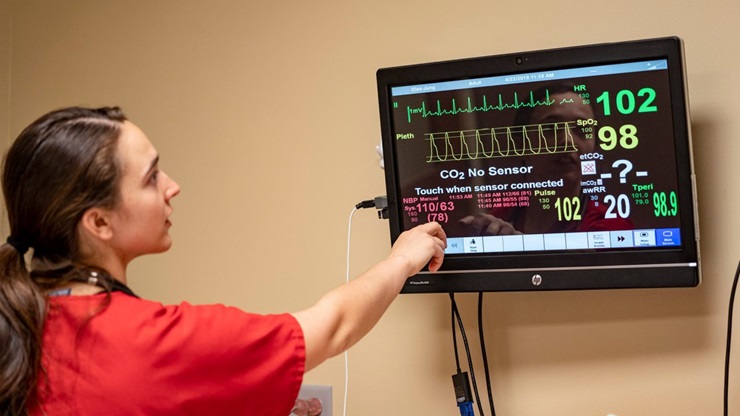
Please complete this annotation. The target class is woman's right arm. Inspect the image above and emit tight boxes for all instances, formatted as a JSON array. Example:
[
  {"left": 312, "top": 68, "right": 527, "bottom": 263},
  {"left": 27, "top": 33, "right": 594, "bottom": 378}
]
[{"left": 291, "top": 222, "right": 446, "bottom": 372}]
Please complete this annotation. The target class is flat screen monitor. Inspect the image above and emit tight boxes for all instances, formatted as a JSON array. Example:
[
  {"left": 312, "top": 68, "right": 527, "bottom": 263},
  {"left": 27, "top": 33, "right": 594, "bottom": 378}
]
[{"left": 376, "top": 36, "right": 700, "bottom": 293}]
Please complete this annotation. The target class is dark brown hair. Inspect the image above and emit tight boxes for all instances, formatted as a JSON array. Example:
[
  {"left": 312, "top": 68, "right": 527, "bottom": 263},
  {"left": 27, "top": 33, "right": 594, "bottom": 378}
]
[{"left": 0, "top": 106, "right": 127, "bottom": 415}]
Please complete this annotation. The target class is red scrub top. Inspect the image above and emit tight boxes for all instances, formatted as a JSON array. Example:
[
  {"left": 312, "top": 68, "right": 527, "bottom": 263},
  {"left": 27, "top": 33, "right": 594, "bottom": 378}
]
[{"left": 31, "top": 292, "right": 305, "bottom": 416}]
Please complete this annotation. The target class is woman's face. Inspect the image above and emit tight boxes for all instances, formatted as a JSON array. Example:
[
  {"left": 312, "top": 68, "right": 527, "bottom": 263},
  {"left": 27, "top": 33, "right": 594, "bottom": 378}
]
[{"left": 106, "top": 121, "right": 180, "bottom": 261}]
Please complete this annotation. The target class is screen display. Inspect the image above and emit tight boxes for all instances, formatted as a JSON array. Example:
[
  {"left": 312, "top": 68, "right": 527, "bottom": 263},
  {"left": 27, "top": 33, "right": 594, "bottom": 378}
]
[{"left": 377, "top": 37, "right": 700, "bottom": 292}]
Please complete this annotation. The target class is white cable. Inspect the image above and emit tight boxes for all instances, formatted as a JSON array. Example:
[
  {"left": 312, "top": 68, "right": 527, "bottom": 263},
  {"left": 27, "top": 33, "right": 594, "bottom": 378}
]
[
  {"left": 346, "top": 206, "right": 357, "bottom": 280},
  {"left": 343, "top": 206, "right": 358, "bottom": 416}
]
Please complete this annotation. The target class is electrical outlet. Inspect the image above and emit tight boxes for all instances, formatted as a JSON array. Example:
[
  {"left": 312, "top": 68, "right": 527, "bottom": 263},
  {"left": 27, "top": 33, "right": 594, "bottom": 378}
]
[{"left": 292, "top": 384, "right": 332, "bottom": 416}]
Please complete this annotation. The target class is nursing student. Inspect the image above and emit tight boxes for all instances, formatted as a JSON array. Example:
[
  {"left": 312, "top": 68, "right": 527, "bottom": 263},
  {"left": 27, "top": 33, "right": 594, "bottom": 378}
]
[{"left": 0, "top": 106, "right": 446, "bottom": 416}]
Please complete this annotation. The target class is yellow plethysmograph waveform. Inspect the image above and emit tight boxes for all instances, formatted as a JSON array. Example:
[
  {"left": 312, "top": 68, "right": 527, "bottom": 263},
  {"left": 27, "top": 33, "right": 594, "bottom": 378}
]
[{"left": 426, "top": 122, "right": 579, "bottom": 163}]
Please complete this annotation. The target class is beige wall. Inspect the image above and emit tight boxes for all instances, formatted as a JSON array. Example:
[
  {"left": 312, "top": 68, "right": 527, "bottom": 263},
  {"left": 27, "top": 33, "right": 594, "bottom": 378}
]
[
  {"left": 5, "top": 1, "right": 739, "bottom": 415},
  {"left": 0, "top": 0, "right": 9, "bottom": 158}
]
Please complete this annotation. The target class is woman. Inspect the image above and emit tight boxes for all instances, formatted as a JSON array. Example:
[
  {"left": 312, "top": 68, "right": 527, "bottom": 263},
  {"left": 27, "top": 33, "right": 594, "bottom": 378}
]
[{"left": 0, "top": 107, "right": 446, "bottom": 416}]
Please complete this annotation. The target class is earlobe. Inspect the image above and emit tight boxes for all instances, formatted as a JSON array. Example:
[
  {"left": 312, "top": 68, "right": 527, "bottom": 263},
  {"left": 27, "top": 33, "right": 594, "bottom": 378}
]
[{"left": 79, "top": 208, "right": 114, "bottom": 242}]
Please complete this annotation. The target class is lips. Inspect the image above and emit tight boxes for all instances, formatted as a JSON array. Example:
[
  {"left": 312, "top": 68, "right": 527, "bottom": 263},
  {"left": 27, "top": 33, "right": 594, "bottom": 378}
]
[
  {"left": 553, "top": 153, "right": 579, "bottom": 166},
  {"left": 547, "top": 154, "right": 579, "bottom": 174},
  {"left": 555, "top": 155, "right": 577, "bottom": 164}
]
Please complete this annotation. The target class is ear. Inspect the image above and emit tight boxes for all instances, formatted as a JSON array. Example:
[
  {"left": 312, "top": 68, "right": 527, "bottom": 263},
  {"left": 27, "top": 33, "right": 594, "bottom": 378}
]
[{"left": 78, "top": 207, "right": 114, "bottom": 243}]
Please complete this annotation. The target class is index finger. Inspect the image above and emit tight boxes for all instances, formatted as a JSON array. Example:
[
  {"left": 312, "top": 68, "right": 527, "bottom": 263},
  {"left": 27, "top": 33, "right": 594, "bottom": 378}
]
[{"left": 418, "top": 221, "right": 447, "bottom": 242}]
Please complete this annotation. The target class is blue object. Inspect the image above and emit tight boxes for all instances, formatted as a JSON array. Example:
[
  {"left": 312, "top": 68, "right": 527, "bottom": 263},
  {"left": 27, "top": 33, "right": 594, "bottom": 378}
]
[{"left": 458, "top": 401, "right": 475, "bottom": 416}]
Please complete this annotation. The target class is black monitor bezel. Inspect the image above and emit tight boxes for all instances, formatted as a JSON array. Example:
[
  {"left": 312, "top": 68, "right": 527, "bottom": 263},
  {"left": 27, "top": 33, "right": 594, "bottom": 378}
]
[{"left": 376, "top": 36, "right": 700, "bottom": 293}]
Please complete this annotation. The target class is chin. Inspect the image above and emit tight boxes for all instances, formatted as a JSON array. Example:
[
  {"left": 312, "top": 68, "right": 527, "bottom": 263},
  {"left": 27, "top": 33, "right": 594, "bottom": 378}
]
[
  {"left": 151, "top": 236, "right": 174, "bottom": 254},
  {"left": 160, "top": 239, "right": 173, "bottom": 252}
]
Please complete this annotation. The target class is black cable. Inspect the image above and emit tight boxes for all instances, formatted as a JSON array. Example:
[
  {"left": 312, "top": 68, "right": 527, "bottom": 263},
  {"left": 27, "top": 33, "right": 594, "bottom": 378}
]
[
  {"left": 355, "top": 199, "right": 376, "bottom": 209},
  {"left": 478, "top": 292, "right": 496, "bottom": 416},
  {"left": 723, "top": 259, "right": 740, "bottom": 416},
  {"left": 452, "top": 298, "right": 461, "bottom": 373},
  {"left": 354, "top": 196, "right": 389, "bottom": 219},
  {"left": 354, "top": 196, "right": 387, "bottom": 210},
  {"left": 450, "top": 293, "right": 485, "bottom": 416},
  {"left": 451, "top": 303, "right": 474, "bottom": 416}
]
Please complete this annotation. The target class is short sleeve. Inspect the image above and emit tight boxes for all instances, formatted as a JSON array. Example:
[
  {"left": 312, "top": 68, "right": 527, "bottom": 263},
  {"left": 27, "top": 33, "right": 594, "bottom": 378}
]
[{"left": 37, "top": 293, "right": 306, "bottom": 416}]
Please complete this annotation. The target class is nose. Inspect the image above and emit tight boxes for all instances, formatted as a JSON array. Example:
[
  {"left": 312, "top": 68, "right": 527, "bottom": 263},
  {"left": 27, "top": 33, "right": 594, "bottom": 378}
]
[{"left": 162, "top": 171, "right": 181, "bottom": 201}]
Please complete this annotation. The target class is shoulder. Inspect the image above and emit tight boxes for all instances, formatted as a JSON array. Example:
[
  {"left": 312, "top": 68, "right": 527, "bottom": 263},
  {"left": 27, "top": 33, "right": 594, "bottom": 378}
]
[
  {"left": 111, "top": 293, "right": 303, "bottom": 341},
  {"left": 47, "top": 292, "right": 304, "bottom": 350}
]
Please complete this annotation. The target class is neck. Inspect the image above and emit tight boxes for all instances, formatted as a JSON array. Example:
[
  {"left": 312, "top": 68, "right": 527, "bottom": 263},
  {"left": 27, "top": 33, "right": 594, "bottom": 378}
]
[{"left": 70, "top": 269, "right": 138, "bottom": 297}]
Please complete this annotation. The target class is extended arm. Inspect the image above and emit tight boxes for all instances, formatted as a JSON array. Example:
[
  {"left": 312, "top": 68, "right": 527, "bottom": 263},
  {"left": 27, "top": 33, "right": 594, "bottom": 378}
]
[{"left": 291, "top": 222, "right": 446, "bottom": 372}]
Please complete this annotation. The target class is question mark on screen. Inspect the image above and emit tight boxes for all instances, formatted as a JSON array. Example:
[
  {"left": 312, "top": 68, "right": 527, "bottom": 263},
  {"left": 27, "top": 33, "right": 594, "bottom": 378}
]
[{"left": 612, "top": 159, "right": 633, "bottom": 184}]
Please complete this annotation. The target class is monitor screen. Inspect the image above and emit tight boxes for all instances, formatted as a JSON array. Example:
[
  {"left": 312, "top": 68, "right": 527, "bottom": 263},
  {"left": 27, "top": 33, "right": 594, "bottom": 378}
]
[{"left": 376, "top": 37, "right": 700, "bottom": 293}]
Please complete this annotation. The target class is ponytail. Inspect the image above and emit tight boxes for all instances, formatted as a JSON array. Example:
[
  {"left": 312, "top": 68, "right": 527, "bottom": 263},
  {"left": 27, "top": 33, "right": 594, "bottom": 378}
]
[{"left": 0, "top": 243, "right": 45, "bottom": 416}]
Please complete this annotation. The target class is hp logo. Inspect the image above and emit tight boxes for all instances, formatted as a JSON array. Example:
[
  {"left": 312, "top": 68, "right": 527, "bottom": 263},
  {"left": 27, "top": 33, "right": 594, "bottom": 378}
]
[{"left": 531, "top": 274, "right": 543, "bottom": 286}]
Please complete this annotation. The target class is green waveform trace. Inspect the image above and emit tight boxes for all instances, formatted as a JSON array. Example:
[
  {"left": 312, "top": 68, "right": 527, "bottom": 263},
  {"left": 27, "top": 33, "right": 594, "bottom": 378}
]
[
  {"left": 406, "top": 90, "right": 556, "bottom": 123},
  {"left": 426, "top": 121, "right": 579, "bottom": 163}
]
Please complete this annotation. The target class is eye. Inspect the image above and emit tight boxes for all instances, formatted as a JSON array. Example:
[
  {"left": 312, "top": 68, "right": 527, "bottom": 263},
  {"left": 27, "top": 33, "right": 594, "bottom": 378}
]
[{"left": 149, "top": 169, "right": 159, "bottom": 184}]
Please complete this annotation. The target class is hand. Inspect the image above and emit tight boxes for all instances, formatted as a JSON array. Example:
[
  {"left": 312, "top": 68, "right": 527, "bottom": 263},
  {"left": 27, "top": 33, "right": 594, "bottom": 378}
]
[
  {"left": 458, "top": 214, "right": 521, "bottom": 236},
  {"left": 388, "top": 222, "right": 447, "bottom": 274},
  {"left": 294, "top": 222, "right": 446, "bottom": 370}
]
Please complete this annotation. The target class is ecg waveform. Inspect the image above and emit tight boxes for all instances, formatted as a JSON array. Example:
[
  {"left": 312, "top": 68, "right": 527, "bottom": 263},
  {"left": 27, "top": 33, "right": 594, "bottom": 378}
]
[
  {"left": 406, "top": 90, "right": 559, "bottom": 123},
  {"left": 426, "top": 122, "right": 579, "bottom": 163}
]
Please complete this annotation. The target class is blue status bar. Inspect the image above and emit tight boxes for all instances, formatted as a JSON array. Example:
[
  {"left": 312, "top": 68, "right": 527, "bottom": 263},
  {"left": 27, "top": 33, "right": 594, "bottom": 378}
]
[{"left": 390, "top": 59, "right": 668, "bottom": 97}]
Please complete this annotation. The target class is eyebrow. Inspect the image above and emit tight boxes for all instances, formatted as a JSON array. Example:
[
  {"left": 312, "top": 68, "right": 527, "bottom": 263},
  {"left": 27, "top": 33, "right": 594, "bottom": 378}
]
[{"left": 145, "top": 155, "right": 160, "bottom": 177}]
